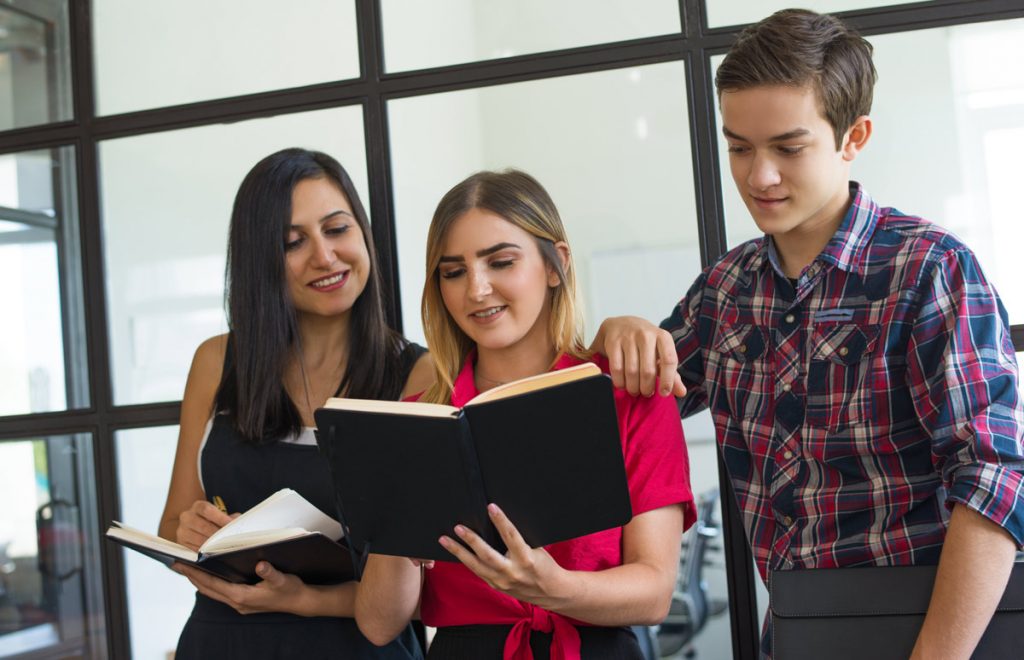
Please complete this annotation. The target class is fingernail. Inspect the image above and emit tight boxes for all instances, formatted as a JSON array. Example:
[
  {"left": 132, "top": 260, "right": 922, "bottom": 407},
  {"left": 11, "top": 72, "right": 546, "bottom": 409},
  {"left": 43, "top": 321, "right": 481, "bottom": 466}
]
[
  {"left": 439, "top": 536, "right": 450, "bottom": 546},
  {"left": 454, "top": 525, "right": 466, "bottom": 536},
  {"left": 487, "top": 503, "right": 499, "bottom": 514},
  {"left": 257, "top": 563, "right": 268, "bottom": 575}
]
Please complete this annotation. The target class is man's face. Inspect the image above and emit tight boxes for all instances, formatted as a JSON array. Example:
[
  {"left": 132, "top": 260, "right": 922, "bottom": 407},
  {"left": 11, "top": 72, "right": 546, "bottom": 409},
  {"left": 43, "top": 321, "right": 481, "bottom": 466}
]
[{"left": 721, "top": 84, "right": 856, "bottom": 243}]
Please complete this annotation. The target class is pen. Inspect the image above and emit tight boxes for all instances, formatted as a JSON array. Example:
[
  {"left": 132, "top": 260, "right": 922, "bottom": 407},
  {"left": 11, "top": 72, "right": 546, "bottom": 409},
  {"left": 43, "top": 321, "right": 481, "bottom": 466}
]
[{"left": 212, "top": 495, "right": 227, "bottom": 514}]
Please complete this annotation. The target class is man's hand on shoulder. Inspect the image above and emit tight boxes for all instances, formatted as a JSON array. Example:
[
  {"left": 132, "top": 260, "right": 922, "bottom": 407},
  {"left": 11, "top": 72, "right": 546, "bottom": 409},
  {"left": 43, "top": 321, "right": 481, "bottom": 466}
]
[{"left": 590, "top": 316, "right": 685, "bottom": 398}]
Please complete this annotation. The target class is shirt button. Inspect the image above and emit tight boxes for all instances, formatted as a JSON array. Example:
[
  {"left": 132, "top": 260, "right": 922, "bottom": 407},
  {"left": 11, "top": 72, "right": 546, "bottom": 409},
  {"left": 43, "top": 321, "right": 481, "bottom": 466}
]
[
  {"left": 737, "top": 344, "right": 747, "bottom": 354},
  {"left": 838, "top": 346, "right": 849, "bottom": 356},
  {"left": 782, "top": 382, "right": 792, "bottom": 392},
  {"left": 782, "top": 516, "right": 793, "bottom": 526},
  {"left": 783, "top": 450, "right": 793, "bottom": 460},
  {"left": 784, "top": 314, "right": 795, "bottom": 323}
]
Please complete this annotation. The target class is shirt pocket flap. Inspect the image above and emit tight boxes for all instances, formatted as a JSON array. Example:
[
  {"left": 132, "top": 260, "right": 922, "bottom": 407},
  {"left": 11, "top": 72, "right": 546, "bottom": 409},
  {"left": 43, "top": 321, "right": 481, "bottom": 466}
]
[
  {"left": 714, "top": 323, "right": 767, "bottom": 362},
  {"left": 811, "top": 324, "right": 880, "bottom": 365}
]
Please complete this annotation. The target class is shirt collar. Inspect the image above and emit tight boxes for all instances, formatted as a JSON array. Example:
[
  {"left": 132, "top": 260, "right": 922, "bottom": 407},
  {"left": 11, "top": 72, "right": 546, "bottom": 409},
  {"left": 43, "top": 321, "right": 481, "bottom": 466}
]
[
  {"left": 752, "top": 182, "right": 880, "bottom": 278},
  {"left": 450, "top": 350, "right": 581, "bottom": 408}
]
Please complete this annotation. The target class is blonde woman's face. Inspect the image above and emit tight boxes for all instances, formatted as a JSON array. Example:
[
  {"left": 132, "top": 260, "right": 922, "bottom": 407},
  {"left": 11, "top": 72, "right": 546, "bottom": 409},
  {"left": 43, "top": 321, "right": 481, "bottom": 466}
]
[{"left": 436, "top": 208, "right": 559, "bottom": 358}]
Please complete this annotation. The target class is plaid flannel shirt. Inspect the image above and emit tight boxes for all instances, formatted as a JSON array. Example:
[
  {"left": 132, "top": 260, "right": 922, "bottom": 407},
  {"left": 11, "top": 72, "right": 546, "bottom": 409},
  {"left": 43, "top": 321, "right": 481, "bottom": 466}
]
[{"left": 663, "top": 182, "right": 1024, "bottom": 581}]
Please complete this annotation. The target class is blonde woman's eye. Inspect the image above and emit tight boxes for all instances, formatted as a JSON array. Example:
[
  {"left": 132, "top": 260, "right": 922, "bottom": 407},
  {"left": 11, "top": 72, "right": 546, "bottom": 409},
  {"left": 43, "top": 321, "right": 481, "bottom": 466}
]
[
  {"left": 440, "top": 268, "right": 465, "bottom": 280},
  {"left": 491, "top": 260, "right": 514, "bottom": 269}
]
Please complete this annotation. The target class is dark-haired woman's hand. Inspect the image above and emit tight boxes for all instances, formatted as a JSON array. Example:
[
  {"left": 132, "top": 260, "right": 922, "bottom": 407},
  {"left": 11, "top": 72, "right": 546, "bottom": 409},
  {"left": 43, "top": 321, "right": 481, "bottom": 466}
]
[
  {"left": 439, "top": 503, "right": 572, "bottom": 609},
  {"left": 175, "top": 499, "right": 235, "bottom": 551},
  {"left": 172, "top": 561, "right": 309, "bottom": 615}
]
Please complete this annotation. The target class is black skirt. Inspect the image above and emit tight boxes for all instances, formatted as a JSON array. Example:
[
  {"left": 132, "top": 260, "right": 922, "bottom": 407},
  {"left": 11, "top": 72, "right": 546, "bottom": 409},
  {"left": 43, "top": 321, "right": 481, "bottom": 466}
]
[
  {"left": 175, "top": 593, "right": 423, "bottom": 660},
  {"left": 427, "top": 624, "right": 642, "bottom": 659}
]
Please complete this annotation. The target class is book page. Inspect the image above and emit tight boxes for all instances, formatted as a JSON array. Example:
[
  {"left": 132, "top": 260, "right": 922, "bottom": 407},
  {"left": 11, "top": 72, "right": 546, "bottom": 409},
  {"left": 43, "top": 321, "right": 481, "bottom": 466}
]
[
  {"left": 200, "top": 528, "right": 310, "bottom": 555},
  {"left": 107, "top": 522, "right": 198, "bottom": 562},
  {"left": 321, "top": 397, "right": 459, "bottom": 418},
  {"left": 201, "top": 488, "right": 343, "bottom": 554},
  {"left": 466, "top": 362, "right": 601, "bottom": 406}
]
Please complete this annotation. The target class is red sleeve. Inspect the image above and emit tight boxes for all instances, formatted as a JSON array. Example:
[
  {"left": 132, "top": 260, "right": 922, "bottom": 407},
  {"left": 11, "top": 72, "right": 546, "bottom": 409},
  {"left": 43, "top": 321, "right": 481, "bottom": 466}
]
[{"left": 614, "top": 384, "right": 697, "bottom": 532}]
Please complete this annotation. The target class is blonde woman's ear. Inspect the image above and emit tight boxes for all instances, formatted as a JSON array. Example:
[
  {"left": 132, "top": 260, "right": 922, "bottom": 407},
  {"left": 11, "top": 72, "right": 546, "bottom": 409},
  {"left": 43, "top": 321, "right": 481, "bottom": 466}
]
[{"left": 548, "top": 241, "right": 571, "bottom": 287}]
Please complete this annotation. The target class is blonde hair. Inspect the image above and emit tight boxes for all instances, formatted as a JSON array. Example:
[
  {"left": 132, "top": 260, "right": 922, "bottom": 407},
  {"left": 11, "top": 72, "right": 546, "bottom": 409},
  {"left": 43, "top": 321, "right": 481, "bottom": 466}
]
[{"left": 420, "top": 169, "right": 587, "bottom": 404}]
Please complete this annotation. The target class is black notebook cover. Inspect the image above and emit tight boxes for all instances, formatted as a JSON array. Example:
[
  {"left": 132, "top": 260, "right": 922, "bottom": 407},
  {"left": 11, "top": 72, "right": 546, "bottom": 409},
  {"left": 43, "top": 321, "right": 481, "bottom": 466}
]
[
  {"left": 109, "top": 532, "right": 354, "bottom": 585},
  {"left": 315, "top": 372, "right": 633, "bottom": 562}
]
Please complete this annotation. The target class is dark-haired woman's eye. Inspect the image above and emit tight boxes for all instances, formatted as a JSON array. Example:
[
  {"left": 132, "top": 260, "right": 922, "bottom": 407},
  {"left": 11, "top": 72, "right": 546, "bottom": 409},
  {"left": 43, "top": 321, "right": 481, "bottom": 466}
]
[
  {"left": 491, "top": 259, "right": 514, "bottom": 270},
  {"left": 285, "top": 237, "right": 303, "bottom": 251},
  {"left": 326, "top": 224, "right": 350, "bottom": 237}
]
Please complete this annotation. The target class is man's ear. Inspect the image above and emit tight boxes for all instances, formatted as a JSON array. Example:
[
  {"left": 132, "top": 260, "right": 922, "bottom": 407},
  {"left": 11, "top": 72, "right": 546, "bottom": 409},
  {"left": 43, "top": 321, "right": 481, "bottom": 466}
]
[
  {"left": 548, "top": 241, "right": 570, "bottom": 287},
  {"left": 841, "top": 115, "right": 872, "bottom": 162}
]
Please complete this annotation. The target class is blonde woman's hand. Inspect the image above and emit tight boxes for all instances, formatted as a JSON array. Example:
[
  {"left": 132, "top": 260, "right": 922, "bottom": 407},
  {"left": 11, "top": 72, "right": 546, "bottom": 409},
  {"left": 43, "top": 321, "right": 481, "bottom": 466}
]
[{"left": 439, "top": 504, "right": 575, "bottom": 610}]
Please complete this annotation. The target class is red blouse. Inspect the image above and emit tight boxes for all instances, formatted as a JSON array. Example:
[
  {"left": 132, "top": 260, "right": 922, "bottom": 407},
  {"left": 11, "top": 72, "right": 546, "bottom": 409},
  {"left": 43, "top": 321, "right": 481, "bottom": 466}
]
[{"left": 419, "top": 353, "right": 695, "bottom": 660}]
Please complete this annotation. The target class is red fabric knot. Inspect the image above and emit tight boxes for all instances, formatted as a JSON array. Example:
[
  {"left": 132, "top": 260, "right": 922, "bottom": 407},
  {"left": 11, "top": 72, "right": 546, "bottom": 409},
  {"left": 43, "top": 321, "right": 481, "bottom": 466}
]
[{"left": 502, "top": 604, "right": 581, "bottom": 660}]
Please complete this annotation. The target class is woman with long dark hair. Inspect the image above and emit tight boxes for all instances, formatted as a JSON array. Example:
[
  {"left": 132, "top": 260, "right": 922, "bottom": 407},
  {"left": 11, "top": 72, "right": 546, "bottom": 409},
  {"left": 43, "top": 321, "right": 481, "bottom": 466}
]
[{"left": 159, "top": 148, "right": 431, "bottom": 659}]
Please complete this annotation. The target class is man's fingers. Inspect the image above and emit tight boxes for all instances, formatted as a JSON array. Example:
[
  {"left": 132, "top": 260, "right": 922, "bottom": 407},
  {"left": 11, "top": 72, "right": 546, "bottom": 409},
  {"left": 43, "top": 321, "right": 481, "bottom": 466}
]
[
  {"left": 656, "top": 329, "right": 681, "bottom": 397},
  {"left": 606, "top": 343, "right": 626, "bottom": 390},
  {"left": 622, "top": 340, "right": 641, "bottom": 396}
]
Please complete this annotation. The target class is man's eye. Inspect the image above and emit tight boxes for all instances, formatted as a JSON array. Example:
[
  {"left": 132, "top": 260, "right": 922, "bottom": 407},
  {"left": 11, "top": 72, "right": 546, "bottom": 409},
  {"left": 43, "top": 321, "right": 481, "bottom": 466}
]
[
  {"left": 778, "top": 146, "right": 804, "bottom": 155},
  {"left": 727, "top": 145, "right": 748, "bottom": 154}
]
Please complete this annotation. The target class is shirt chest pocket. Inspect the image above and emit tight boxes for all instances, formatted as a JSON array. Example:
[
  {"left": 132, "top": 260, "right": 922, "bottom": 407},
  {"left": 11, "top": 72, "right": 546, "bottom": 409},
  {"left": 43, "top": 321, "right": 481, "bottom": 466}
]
[
  {"left": 711, "top": 323, "right": 769, "bottom": 420},
  {"left": 805, "top": 324, "right": 880, "bottom": 432}
]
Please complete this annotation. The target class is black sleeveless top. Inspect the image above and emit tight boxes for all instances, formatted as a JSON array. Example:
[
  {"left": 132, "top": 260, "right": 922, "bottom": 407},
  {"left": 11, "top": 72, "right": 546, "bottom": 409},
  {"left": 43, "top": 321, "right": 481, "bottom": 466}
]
[{"left": 175, "top": 341, "right": 427, "bottom": 660}]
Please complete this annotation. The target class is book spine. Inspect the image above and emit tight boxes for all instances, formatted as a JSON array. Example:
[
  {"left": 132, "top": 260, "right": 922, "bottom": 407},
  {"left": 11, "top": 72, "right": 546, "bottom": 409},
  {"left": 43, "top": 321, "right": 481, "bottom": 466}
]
[
  {"left": 321, "top": 423, "right": 366, "bottom": 579},
  {"left": 455, "top": 414, "right": 499, "bottom": 549}
]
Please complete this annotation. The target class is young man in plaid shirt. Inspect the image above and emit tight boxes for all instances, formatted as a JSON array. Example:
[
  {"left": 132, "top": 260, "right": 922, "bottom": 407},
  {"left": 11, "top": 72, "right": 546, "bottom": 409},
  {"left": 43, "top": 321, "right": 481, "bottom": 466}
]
[{"left": 597, "top": 9, "right": 1023, "bottom": 659}]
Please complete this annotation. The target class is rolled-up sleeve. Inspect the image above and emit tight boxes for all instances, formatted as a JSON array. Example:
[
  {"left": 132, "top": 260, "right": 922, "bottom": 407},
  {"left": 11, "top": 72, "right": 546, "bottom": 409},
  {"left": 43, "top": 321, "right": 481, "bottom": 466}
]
[{"left": 906, "top": 246, "right": 1024, "bottom": 545}]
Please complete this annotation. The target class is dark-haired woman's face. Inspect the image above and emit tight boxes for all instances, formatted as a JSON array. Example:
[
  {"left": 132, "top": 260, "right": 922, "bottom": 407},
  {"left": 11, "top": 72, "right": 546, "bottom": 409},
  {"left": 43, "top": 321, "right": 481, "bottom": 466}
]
[{"left": 284, "top": 177, "right": 370, "bottom": 320}]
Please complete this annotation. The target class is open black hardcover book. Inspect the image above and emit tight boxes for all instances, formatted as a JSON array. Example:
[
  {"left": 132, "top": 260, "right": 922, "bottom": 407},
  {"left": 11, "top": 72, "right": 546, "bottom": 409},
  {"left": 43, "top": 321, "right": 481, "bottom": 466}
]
[
  {"left": 314, "top": 363, "right": 633, "bottom": 571},
  {"left": 106, "top": 488, "right": 354, "bottom": 585}
]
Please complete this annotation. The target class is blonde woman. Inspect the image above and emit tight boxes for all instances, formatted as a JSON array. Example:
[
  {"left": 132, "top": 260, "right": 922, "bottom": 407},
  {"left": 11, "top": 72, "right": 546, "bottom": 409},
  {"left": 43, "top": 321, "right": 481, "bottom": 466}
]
[{"left": 356, "top": 169, "right": 695, "bottom": 659}]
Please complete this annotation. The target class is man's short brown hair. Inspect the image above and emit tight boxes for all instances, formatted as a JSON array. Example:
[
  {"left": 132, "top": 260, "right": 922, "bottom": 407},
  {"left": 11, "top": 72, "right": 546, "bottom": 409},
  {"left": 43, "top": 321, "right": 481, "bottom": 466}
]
[{"left": 715, "top": 9, "right": 877, "bottom": 149}]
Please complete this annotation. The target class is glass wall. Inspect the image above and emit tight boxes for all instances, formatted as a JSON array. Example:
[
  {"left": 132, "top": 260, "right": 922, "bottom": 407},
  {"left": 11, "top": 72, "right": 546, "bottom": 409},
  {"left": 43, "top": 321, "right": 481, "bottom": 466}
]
[
  {"left": 115, "top": 426, "right": 193, "bottom": 660},
  {"left": 0, "top": 0, "right": 72, "bottom": 131},
  {"left": 0, "top": 146, "right": 86, "bottom": 416},
  {"left": 92, "top": 0, "right": 360, "bottom": 115},
  {"left": 381, "top": 0, "right": 680, "bottom": 72},
  {"left": 0, "top": 433, "right": 105, "bottom": 658},
  {"left": 707, "top": 0, "right": 928, "bottom": 29}
]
